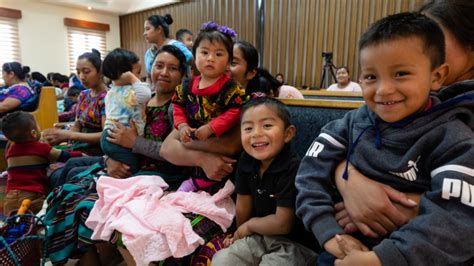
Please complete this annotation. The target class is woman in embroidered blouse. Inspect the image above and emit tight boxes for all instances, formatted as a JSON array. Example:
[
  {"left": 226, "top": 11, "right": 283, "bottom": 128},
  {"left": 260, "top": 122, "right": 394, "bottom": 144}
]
[
  {"left": 45, "top": 45, "right": 239, "bottom": 265},
  {"left": 0, "top": 62, "right": 36, "bottom": 115},
  {"left": 43, "top": 49, "right": 107, "bottom": 153},
  {"left": 105, "top": 45, "right": 187, "bottom": 177},
  {"left": 143, "top": 14, "right": 193, "bottom": 77}
]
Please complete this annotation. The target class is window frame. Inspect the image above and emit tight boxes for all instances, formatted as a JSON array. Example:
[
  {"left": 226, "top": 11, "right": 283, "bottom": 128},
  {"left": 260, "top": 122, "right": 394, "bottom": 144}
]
[
  {"left": 67, "top": 26, "right": 107, "bottom": 75},
  {"left": 0, "top": 15, "right": 21, "bottom": 83}
]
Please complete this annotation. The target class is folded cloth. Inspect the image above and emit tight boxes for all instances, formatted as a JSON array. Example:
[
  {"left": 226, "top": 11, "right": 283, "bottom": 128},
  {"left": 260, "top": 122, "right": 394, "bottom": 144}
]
[{"left": 85, "top": 175, "right": 235, "bottom": 266}]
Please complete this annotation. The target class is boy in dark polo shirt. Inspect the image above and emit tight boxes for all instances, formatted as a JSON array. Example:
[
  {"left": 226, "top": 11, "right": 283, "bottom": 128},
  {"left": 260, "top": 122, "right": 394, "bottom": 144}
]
[{"left": 212, "top": 97, "right": 316, "bottom": 265}]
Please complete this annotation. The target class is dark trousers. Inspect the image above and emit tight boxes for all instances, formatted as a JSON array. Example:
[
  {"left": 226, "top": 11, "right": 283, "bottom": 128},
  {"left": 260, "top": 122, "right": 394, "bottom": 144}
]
[
  {"left": 317, "top": 251, "right": 336, "bottom": 266},
  {"left": 100, "top": 130, "right": 140, "bottom": 174},
  {"left": 49, "top": 156, "right": 104, "bottom": 188}
]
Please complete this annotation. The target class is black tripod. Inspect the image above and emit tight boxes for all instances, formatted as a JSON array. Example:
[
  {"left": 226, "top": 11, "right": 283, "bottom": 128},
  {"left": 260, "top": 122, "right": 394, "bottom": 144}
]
[{"left": 319, "top": 53, "right": 337, "bottom": 89}]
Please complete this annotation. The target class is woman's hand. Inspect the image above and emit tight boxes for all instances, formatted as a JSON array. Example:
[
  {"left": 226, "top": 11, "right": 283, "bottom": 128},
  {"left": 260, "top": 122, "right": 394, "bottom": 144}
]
[
  {"left": 335, "top": 195, "right": 421, "bottom": 235},
  {"left": 105, "top": 158, "right": 131, "bottom": 179},
  {"left": 335, "top": 202, "right": 358, "bottom": 234},
  {"left": 335, "top": 161, "right": 418, "bottom": 238},
  {"left": 106, "top": 120, "right": 138, "bottom": 149},
  {"left": 43, "top": 128, "right": 70, "bottom": 145},
  {"left": 197, "top": 153, "right": 236, "bottom": 181}
]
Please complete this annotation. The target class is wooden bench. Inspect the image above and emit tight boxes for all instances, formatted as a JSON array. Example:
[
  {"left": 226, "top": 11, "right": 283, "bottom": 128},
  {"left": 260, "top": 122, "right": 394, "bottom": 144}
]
[
  {"left": 31, "top": 86, "right": 59, "bottom": 130},
  {"left": 281, "top": 98, "right": 364, "bottom": 157}
]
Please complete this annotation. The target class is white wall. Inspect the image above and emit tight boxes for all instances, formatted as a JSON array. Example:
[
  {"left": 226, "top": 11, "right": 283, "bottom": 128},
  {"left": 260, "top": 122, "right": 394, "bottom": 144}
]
[{"left": 0, "top": 0, "right": 120, "bottom": 75}]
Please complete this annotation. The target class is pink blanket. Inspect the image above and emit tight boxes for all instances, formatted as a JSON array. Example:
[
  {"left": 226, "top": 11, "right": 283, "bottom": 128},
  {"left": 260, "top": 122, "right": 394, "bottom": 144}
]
[{"left": 85, "top": 175, "right": 235, "bottom": 266}]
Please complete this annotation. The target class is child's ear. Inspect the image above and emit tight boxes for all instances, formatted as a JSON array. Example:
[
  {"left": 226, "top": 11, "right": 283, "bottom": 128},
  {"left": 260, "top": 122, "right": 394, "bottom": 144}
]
[
  {"left": 431, "top": 63, "right": 449, "bottom": 91},
  {"left": 31, "top": 128, "right": 40, "bottom": 139},
  {"left": 284, "top": 125, "right": 296, "bottom": 143}
]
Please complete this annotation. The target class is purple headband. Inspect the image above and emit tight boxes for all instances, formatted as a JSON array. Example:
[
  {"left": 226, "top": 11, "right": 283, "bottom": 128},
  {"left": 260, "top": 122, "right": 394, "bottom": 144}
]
[{"left": 201, "top": 21, "right": 237, "bottom": 38}]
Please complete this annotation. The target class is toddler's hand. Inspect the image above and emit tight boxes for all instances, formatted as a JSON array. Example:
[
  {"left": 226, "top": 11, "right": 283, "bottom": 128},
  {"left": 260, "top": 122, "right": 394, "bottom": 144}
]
[
  {"left": 233, "top": 222, "right": 252, "bottom": 241},
  {"left": 118, "top": 71, "right": 140, "bottom": 85},
  {"left": 194, "top": 124, "right": 214, "bottom": 141},
  {"left": 178, "top": 124, "right": 194, "bottom": 143},
  {"left": 334, "top": 235, "right": 380, "bottom": 266},
  {"left": 222, "top": 235, "right": 234, "bottom": 248}
]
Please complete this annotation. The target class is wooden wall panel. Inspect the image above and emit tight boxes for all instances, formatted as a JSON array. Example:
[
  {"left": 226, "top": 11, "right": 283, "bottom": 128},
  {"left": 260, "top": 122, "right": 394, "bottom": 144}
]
[
  {"left": 120, "top": 0, "right": 423, "bottom": 87},
  {"left": 263, "top": 0, "right": 424, "bottom": 87},
  {"left": 120, "top": 0, "right": 256, "bottom": 73}
]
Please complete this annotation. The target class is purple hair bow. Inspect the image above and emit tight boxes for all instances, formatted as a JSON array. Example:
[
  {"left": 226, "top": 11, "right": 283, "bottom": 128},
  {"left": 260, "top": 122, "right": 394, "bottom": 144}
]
[{"left": 201, "top": 21, "right": 237, "bottom": 38}]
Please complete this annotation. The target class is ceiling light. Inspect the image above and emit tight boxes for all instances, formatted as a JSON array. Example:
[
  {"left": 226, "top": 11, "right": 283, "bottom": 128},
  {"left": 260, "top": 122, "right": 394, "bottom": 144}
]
[{"left": 87, "top": 6, "right": 92, "bottom": 10}]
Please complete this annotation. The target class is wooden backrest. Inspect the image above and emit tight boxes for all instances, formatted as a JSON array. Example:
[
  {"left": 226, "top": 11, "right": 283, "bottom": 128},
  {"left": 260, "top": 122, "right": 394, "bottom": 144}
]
[
  {"left": 301, "top": 90, "right": 364, "bottom": 101},
  {"left": 280, "top": 98, "right": 364, "bottom": 157},
  {"left": 31, "top": 86, "right": 58, "bottom": 130}
]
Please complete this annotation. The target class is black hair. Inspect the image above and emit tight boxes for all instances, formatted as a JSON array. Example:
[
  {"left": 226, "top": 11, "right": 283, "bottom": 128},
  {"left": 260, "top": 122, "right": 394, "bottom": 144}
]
[
  {"left": 78, "top": 49, "right": 102, "bottom": 72},
  {"left": 419, "top": 0, "right": 474, "bottom": 50},
  {"left": 234, "top": 41, "right": 260, "bottom": 92},
  {"left": 147, "top": 14, "right": 173, "bottom": 38},
  {"left": 67, "top": 86, "right": 83, "bottom": 97},
  {"left": 234, "top": 40, "right": 259, "bottom": 74},
  {"left": 359, "top": 12, "right": 445, "bottom": 69},
  {"left": 192, "top": 27, "right": 234, "bottom": 63},
  {"left": 31, "top": 72, "right": 47, "bottom": 83},
  {"left": 155, "top": 45, "right": 188, "bottom": 75},
  {"left": 52, "top": 73, "right": 69, "bottom": 84},
  {"left": 1, "top": 111, "right": 37, "bottom": 143},
  {"left": 2, "top": 62, "right": 30, "bottom": 81},
  {"left": 241, "top": 97, "right": 292, "bottom": 128},
  {"left": 246, "top": 68, "right": 281, "bottom": 97},
  {"left": 102, "top": 48, "right": 140, "bottom": 80},
  {"left": 176, "top": 28, "right": 193, "bottom": 41},
  {"left": 47, "top": 72, "right": 55, "bottom": 81}
]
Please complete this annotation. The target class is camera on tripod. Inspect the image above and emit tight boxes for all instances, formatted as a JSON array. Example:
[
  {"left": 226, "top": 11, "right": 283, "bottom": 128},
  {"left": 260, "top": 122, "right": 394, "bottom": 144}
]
[
  {"left": 322, "top": 52, "right": 333, "bottom": 62},
  {"left": 319, "top": 52, "right": 336, "bottom": 89}
]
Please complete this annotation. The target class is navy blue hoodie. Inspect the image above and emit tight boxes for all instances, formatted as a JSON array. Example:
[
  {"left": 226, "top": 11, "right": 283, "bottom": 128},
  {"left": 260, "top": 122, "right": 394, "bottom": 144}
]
[{"left": 296, "top": 82, "right": 474, "bottom": 266}]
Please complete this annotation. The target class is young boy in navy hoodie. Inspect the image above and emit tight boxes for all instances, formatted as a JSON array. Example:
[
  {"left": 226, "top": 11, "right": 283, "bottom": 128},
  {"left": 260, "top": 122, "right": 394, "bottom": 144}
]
[{"left": 296, "top": 12, "right": 474, "bottom": 265}]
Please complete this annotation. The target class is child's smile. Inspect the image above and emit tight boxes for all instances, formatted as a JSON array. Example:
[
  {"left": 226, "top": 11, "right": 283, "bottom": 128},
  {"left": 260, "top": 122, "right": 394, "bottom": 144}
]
[
  {"left": 241, "top": 105, "right": 294, "bottom": 170},
  {"left": 359, "top": 37, "right": 445, "bottom": 123}
]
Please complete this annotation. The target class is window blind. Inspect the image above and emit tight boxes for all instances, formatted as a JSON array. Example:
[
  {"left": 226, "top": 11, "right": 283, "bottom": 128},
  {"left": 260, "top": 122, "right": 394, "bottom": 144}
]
[
  {"left": 67, "top": 27, "right": 106, "bottom": 75},
  {"left": 0, "top": 17, "right": 20, "bottom": 83}
]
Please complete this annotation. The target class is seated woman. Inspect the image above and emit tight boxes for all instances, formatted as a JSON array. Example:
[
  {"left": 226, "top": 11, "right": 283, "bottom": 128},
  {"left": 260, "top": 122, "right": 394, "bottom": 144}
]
[
  {"left": 255, "top": 68, "right": 304, "bottom": 99},
  {"left": 45, "top": 45, "right": 238, "bottom": 265},
  {"left": 326, "top": 66, "right": 362, "bottom": 92},
  {"left": 275, "top": 72, "right": 285, "bottom": 84},
  {"left": 42, "top": 49, "right": 107, "bottom": 156},
  {"left": 229, "top": 45, "right": 303, "bottom": 100},
  {"left": 0, "top": 62, "right": 37, "bottom": 116}
]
